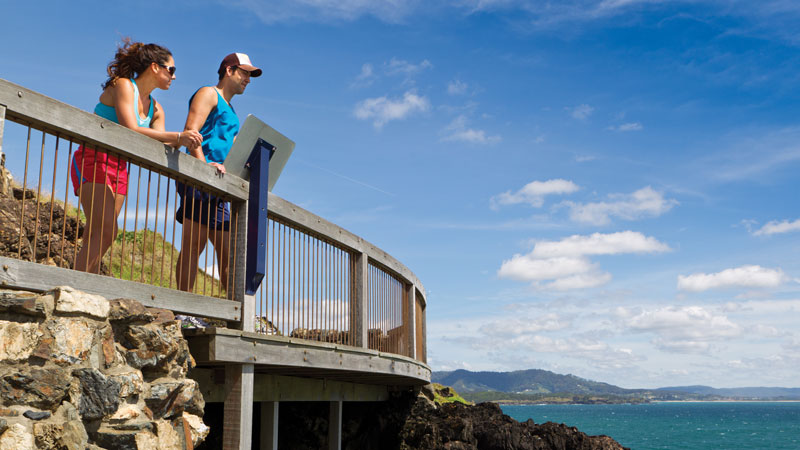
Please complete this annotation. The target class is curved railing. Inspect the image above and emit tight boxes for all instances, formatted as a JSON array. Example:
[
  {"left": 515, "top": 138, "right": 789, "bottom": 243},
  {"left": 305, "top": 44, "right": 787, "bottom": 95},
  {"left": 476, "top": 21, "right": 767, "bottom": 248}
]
[{"left": 0, "top": 78, "right": 427, "bottom": 363}]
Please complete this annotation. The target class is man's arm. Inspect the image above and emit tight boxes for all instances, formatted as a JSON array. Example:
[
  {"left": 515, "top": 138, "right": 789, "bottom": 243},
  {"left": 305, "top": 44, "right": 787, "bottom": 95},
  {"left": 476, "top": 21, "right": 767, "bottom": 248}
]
[{"left": 184, "top": 87, "right": 225, "bottom": 172}]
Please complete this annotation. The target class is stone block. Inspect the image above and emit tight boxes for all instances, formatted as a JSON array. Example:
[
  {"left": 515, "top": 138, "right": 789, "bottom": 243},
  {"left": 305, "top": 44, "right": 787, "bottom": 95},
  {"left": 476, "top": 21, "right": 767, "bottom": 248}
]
[
  {"left": 0, "top": 423, "right": 34, "bottom": 450},
  {"left": 0, "top": 368, "right": 71, "bottom": 410},
  {"left": 182, "top": 412, "right": 209, "bottom": 448},
  {"left": 73, "top": 368, "right": 120, "bottom": 420},
  {"left": 108, "top": 299, "right": 153, "bottom": 324},
  {"left": 0, "top": 320, "right": 42, "bottom": 362},
  {"left": 144, "top": 379, "right": 204, "bottom": 419},
  {"left": 53, "top": 286, "right": 110, "bottom": 320},
  {"left": 108, "top": 369, "right": 144, "bottom": 398},
  {"left": 47, "top": 318, "right": 94, "bottom": 365},
  {"left": 0, "top": 291, "right": 51, "bottom": 317}
]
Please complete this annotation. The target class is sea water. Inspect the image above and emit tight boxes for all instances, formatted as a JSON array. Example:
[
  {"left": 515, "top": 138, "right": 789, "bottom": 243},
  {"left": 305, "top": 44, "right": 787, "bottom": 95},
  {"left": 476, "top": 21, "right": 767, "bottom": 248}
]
[{"left": 501, "top": 402, "right": 800, "bottom": 449}]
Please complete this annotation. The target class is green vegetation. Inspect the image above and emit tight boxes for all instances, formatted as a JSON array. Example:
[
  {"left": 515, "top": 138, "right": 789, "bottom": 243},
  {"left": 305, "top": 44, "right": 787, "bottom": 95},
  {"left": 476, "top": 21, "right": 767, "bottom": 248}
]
[
  {"left": 432, "top": 383, "right": 472, "bottom": 405},
  {"left": 462, "top": 391, "right": 650, "bottom": 405},
  {"left": 104, "top": 229, "right": 226, "bottom": 298}
]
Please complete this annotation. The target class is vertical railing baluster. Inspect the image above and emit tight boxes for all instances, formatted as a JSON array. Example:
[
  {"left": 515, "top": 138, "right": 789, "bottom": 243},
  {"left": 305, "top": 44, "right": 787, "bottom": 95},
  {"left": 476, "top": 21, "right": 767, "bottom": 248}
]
[
  {"left": 59, "top": 140, "right": 73, "bottom": 267},
  {"left": 18, "top": 125, "right": 32, "bottom": 259}
]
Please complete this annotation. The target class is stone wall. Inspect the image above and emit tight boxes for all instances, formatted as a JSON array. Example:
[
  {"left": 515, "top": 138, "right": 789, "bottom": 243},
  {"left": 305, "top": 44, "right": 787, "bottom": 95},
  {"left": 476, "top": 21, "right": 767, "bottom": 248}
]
[{"left": 0, "top": 286, "right": 208, "bottom": 449}]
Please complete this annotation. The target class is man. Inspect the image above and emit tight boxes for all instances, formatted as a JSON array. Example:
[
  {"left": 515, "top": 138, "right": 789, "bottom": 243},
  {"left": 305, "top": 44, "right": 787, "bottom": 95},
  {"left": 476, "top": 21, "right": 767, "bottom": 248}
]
[{"left": 175, "top": 53, "right": 262, "bottom": 293}]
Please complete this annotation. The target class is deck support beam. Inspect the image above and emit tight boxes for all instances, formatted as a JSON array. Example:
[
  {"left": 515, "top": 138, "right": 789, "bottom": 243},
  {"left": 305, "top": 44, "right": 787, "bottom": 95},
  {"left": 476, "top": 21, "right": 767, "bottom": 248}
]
[
  {"left": 260, "top": 401, "right": 279, "bottom": 450},
  {"left": 328, "top": 401, "right": 342, "bottom": 450}
]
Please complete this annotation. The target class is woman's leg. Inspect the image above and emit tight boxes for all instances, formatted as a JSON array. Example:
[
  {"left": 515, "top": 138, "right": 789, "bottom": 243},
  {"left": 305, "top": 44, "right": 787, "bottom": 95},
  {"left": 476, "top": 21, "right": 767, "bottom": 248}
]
[
  {"left": 176, "top": 218, "right": 209, "bottom": 292},
  {"left": 75, "top": 183, "right": 123, "bottom": 273}
]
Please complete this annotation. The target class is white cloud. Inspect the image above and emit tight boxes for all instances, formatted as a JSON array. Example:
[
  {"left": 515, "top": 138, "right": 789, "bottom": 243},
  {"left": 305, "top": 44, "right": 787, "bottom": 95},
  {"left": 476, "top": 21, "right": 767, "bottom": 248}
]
[
  {"left": 498, "top": 231, "right": 669, "bottom": 290},
  {"left": 677, "top": 265, "right": 789, "bottom": 292},
  {"left": 385, "top": 57, "right": 433, "bottom": 76},
  {"left": 568, "top": 104, "right": 594, "bottom": 120},
  {"left": 350, "top": 62, "right": 375, "bottom": 87},
  {"left": 447, "top": 79, "right": 468, "bottom": 95},
  {"left": 563, "top": 186, "right": 678, "bottom": 225},
  {"left": 479, "top": 314, "right": 569, "bottom": 338},
  {"left": 440, "top": 115, "right": 501, "bottom": 144},
  {"left": 224, "top": 0, "right": 424, "bottom": 24},
  {"left": 491, "top": 179, "right": 579, "bottom": 208},
  {"left": 627, "top": 305, "right": 742, "bottom": 354},
  {"left": 609, "top": 122, "right": 643, "bottom": 132},
  {"left": 354, "top": 90, "right": 430, "bottom": 128},
  {"left": 530, "top": 230, "right": 671, "bottom": 258},
  {"left": 753, "top": 218, "right": 800, "bottom": 236}
]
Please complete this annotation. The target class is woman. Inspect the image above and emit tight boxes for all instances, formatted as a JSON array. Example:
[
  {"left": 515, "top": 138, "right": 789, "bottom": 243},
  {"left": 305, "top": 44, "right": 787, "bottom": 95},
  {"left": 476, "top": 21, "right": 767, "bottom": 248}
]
[{"left": 71, "top": 39, "right": 202, "bottom": 273}]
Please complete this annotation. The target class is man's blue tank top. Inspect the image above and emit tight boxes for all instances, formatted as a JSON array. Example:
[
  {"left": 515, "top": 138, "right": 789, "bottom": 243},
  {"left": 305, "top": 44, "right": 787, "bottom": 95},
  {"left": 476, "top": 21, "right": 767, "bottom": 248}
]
[
  {"left": 94, "top": 78, "right": 154, "bottom": 127},
  {"left": 189, "top": 87, "right": 239, "bottom": 164}
]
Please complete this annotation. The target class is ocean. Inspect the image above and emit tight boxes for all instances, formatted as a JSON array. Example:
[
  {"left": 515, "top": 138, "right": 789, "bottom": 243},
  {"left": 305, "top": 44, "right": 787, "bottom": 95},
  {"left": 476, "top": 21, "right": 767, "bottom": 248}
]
[{"left": 501, "top": 402, "right": 800, "bottom": 449}]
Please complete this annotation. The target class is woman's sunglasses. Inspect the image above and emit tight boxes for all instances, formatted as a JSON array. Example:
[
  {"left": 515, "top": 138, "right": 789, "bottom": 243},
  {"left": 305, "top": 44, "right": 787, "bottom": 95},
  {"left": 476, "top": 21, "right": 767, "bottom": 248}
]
[{"left": 156, "top": 63, "right": 177, "bottom": 76}]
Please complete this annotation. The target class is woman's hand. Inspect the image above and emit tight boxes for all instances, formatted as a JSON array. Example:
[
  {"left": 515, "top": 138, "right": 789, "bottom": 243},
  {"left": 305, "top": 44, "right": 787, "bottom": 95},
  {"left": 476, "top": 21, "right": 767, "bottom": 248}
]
[
  {"left": 209, "top": 162, "right": 226, "bottom": 174},
  {"left": 179, "top": 130, "right": 203, "bottom": 149}
]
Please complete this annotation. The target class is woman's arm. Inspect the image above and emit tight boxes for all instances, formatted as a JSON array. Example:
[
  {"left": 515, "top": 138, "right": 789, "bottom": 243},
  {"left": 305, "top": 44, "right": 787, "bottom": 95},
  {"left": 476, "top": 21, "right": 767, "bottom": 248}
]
[{"left": 109, "top": 79, "right": 202, "bottom": 148}]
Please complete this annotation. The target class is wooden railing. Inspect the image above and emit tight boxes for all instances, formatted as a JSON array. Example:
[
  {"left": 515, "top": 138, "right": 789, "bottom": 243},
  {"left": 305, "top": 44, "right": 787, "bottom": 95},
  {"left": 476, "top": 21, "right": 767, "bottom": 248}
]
[{"left": 0, "top": 78, "right": 427, "bottom": 363}]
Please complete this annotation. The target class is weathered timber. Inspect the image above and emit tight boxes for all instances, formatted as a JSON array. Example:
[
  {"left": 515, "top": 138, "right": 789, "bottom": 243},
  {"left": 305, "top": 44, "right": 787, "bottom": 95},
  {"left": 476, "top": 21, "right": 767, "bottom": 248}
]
[
  {"left": 0, "top": 78, "right": 248, "bottom": 200},
  {"left": 185, "top": 328, "right": 431, "bottom": 386},
  {"left": 0, "top": 256, "right": 240, "bottom": 321}
]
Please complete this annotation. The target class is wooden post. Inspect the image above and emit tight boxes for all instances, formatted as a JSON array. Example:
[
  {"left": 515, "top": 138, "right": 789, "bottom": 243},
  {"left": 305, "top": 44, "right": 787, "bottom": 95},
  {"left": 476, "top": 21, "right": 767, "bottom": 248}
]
[
  {"left": 406, "top": 284, "right": 416, "bottom": 360},
  {"left": 0, "top": 104, "right": 6, "bottom": 158},
  {"left": 328, "top": 401, "right": 342, "bottom": 450},
  {"left": 352, "top": 252, "right": 368, "bottom": 348},
  {"left": 222, "top": 199, "right": 255, "bottom": 450},
  {"left": 223, "top": 364, "right": 254, "bottom": 450},
  {"left": 421, "top": 295, "right": 427, "bottom": 363},
  {"left": 260, "top": 401, "right": 279, "bottom": 450}
]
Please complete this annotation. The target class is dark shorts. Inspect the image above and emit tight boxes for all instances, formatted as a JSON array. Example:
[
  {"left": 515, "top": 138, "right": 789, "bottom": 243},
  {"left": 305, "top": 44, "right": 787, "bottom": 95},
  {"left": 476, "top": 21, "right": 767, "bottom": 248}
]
[{"left": 175, "top": 181, "right": 230, "bottom": 231}]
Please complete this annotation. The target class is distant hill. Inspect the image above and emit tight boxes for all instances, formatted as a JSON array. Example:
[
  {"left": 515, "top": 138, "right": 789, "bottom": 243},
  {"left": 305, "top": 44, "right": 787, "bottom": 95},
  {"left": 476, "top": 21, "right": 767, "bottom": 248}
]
[
  {"left": 432, "top": 369, "right": 800, "bottom": 402},
  {"left": 657, "top": 385, "right": 800, "bottom": 399},
  {"left": 431, "top": 369, "right": 640, "bottom": 396}
]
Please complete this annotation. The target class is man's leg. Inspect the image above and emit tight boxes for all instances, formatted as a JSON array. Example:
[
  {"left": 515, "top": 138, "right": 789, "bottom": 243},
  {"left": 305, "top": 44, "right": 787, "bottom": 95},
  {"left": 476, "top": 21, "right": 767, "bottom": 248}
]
[{"left": 176, "top": 218, "right": 209, "bottom": 292}]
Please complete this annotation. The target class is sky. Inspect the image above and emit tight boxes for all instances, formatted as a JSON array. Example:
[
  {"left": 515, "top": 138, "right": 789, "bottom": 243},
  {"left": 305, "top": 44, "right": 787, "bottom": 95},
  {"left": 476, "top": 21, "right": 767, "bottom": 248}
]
[{"left": 3, "top": 0, "right": 800, "bottom": 389}]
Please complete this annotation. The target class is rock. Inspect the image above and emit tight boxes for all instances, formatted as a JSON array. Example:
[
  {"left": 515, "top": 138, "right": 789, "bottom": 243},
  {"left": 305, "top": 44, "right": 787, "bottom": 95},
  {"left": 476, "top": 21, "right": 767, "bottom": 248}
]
[
  {"left": 73, "top": 368, "right": 120, "bottom": 420},
  {"left": 145, "top": 378, "right": 204, "bottom": 419},
  {"left": 0, "top": 320, "right": 42, "bottom": 362},
  {"left": 47, "top": 318, "right": 94, "bottom": 364},
  {"left": 91, "top": 426, "right": 141, "bottom": 450},
  {"left": 154, "top": 419, "right": 185, "bottom": 450},
  {"left": 109, "top": 404, "right": 143, "bottom": 422},
  {"left": 183, "top": 412, "right": 210, "bottom": 447},
  {"left": 0, "top": 368, "right": 71, "bottom": 410},
  {"left": 108, "top": 369, "right": 144, "bottom": 398},
  {"left": 61, "top": 420, "right": 89, "bottom": 450},
  {"left": 0, "top": 419, "right": 6, "bottom": 435},
  {"left": 0, "top": 423, "right": 35, "bottom": 450},
  {"left": 108, "top": 298, "right": 154, "bottom": 323},
  {"left": 0, "top": 409, "right": 18, "bottom": 417},
  {"left": 148, "top": 308, "right": 175, "bottom": 324},
  {"left": 0, "top": 290, "right": 51, "bottom": 317},
  {"left": 22, "top": 410, "right": 50, "bottom": 420},
  {"left": 53, "top": 286, "right": 110, "bottom": 320}
]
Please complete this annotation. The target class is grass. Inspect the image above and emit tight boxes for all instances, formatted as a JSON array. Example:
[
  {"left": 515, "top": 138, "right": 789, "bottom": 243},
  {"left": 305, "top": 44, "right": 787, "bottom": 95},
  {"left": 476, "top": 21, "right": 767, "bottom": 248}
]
[
  {"left": 103, "top": 228, "right": 227, "bottom": 298},
  {"left": 432, "top": 383, "right": 473, "bottom": 406}
]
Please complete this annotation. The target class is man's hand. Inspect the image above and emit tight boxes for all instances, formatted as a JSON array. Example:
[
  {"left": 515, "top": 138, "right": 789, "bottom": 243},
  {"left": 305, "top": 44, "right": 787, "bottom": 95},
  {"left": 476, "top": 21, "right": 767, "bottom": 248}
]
[{"left": 210, "top": 162, "right": 226, "bottom": 174}]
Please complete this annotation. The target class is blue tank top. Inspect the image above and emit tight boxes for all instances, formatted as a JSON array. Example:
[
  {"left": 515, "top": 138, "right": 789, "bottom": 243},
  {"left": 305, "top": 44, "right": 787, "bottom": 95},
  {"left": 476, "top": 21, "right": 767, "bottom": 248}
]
[
  {"left": 189, "top": 87, "right": 239, "bottom": 164},
  {"left": 94, "top": 78, "right": 154, "bottom": 127}
]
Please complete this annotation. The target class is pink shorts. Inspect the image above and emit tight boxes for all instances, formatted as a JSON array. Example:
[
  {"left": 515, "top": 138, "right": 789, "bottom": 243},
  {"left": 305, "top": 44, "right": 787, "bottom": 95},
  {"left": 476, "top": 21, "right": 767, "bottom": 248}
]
[{"left": 70, "top": 146, "right": 129, "bottom": 196}]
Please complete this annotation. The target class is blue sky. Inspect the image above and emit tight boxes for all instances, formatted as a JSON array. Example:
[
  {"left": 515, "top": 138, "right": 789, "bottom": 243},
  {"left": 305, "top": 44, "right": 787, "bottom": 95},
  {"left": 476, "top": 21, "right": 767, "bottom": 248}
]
[{"left": 3, "top": 0, "right": 800, "bottom": 388}]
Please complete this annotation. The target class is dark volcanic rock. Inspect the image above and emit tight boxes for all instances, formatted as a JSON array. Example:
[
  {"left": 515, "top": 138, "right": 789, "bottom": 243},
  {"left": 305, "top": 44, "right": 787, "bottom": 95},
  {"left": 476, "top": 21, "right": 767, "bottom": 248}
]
[
  {"left": 73, "top": 368, "right": 121, "bottom": 420},
  {"left": 270, "top": 389, "right": 628, "bottom": 450},
  {"left": 23, "top": 410, "right": 51, "bottom": 420},
  {"left": 0, "top": 367, "right": 71, "bottom": 410}
]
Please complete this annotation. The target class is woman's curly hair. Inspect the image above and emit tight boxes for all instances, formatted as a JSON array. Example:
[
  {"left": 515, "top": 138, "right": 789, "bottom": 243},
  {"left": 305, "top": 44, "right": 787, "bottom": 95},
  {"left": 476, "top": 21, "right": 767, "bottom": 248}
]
[{"left": 102, "top": 38, "right": 172, "bottom": 89}]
